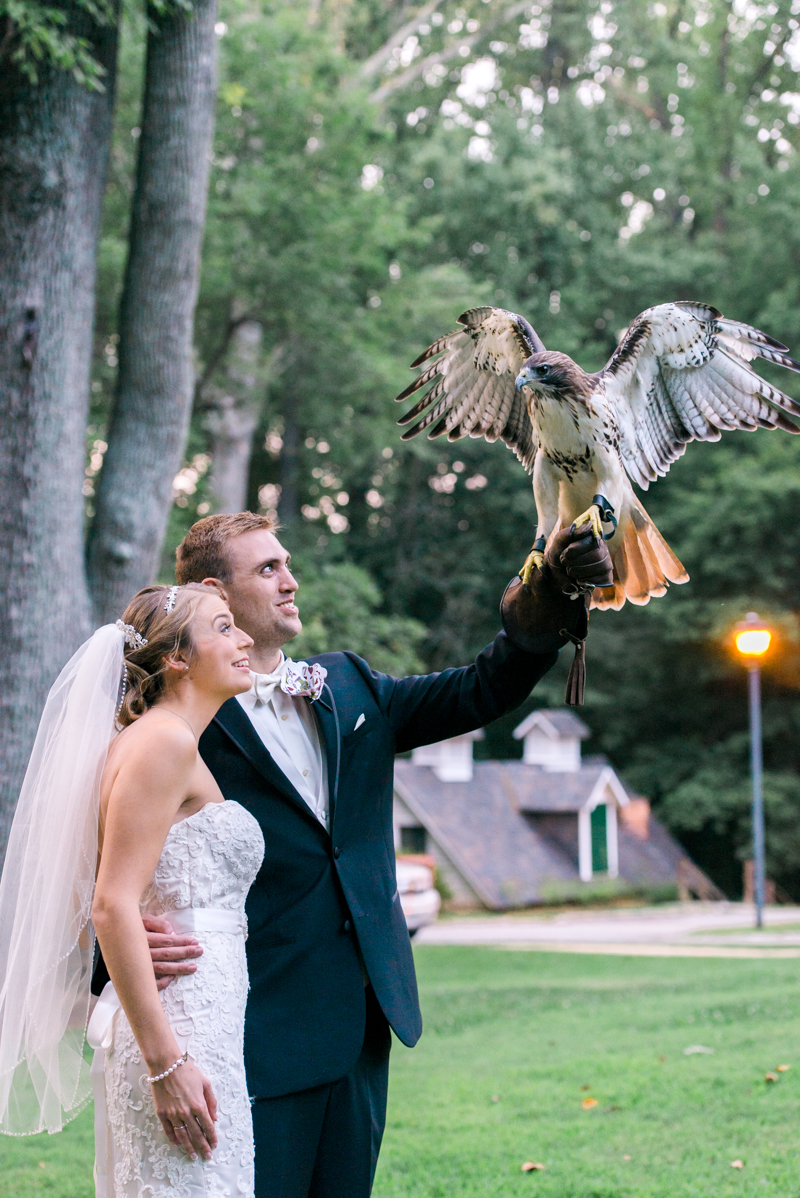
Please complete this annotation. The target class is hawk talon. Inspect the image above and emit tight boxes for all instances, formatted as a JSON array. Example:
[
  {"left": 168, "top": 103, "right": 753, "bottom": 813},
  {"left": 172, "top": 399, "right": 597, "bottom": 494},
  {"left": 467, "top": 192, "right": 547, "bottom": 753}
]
[
  {"left": 520, "top": 548, "right": 545, "bottom": 587},
  {"left": 572, "top": 496, "right": 617, "bottom": 543},
  {"left": 571, "top": 504, "right": 605, "bottom": 542}
]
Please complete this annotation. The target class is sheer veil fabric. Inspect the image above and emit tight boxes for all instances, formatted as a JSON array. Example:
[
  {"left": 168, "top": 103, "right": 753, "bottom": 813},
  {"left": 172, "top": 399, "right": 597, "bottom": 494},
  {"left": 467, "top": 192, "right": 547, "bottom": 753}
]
[{"left": 0, "top": 625, "right": 123, "bottom": 1134}]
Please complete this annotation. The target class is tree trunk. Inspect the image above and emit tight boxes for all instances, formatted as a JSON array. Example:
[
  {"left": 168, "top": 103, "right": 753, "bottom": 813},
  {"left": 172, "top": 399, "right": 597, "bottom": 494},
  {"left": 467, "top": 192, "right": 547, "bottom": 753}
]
[
  {"left": 204, "top": 320, "right": 263, "bottom": 513},
  {"left": 0, "top": 5, "right": 118, "bottom": 856},
  {"left": 87, "top": 0, "right": 217, "bottom": 621}
]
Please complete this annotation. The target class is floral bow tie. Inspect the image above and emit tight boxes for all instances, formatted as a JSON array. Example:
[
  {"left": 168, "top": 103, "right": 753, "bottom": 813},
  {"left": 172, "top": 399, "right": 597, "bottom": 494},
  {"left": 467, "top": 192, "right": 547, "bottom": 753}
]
[{"left": 252, "top": 658, "right": 327, "bottom": 706}]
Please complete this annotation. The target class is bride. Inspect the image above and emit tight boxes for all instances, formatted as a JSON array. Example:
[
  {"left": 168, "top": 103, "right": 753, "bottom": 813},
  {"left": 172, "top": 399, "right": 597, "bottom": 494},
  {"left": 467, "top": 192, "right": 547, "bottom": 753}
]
[{"left": 0, "top": 582, "right": 263, "bottom": 1198}]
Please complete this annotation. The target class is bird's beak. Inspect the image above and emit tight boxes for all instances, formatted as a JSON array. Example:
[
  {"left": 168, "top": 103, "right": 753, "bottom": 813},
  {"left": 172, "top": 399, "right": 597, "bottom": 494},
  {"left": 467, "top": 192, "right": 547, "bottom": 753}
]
[{"left": 515, "top": 368, "right": 534, "bottom": 392}]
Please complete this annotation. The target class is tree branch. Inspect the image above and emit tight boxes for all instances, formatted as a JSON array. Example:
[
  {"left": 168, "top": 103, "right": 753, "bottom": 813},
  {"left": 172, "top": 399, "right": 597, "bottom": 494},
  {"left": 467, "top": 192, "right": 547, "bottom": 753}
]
[
  {"left": 194, "top": 312, "right": 262, "bottom": 408},
  {"left": 747, "top": 29, "right": 792, "bottom": 96},
  {"left": 608, "top": 78, "right": 663, "bottom": 126},
  {"left": 368, "top": 0, "right": 531, "bottom": 105},
  {"left": 351, "top": 0, "right": 447, "bottom": 85}
]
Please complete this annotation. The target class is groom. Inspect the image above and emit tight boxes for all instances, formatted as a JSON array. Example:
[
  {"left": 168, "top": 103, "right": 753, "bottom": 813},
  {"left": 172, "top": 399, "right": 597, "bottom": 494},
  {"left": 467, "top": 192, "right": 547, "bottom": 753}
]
[{"left": 145, "top": 510, "right": 611, "bottom": 1197}]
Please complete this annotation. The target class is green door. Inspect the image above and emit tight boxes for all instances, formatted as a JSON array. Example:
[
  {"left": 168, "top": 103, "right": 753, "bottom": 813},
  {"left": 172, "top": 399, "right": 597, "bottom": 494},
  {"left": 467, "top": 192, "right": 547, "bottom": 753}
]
[{"left": 591, "top": 804, "right": 608, "bottom": 873}]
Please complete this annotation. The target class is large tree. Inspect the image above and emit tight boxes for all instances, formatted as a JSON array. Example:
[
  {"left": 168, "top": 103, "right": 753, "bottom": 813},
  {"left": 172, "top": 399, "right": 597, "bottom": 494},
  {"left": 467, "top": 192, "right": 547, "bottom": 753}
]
[
  {"left": 87, "top": 0, "right": 218, "bottom": 622},
  {"left": 0, "top": 0, "right": 118, "bottom": 851},
  {"left": 0, "top": 0, "right": 219, "bottom": 853}
]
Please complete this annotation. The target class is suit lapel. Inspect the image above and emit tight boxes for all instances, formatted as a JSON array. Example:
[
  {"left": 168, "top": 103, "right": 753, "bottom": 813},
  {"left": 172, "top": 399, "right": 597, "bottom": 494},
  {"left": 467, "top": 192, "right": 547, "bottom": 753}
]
[
  {"left": 311, "top": 683, "right": 341, "bottom": 816},
  {"left": 213, "top": 698, "right": 320, "bottom": 824}
]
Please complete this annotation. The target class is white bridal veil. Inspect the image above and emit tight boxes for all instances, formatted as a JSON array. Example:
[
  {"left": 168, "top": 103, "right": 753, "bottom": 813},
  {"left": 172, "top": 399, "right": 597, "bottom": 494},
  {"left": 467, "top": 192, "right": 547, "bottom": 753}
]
[{"left": 0, "top": 624, "right": 124, "bottom": 1134}]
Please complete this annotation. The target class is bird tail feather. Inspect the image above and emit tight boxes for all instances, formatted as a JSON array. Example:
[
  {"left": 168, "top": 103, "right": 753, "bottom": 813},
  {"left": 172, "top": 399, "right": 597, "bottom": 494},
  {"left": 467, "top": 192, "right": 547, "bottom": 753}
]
[{"left": 590, "top": 496, "right": 688, "bottom": 611}]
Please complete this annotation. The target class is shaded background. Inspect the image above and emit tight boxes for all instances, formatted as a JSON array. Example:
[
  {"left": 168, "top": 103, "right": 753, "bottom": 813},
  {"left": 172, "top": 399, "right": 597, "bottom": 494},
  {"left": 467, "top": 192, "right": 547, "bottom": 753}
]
[{"left": 13, "top": 0, "right": 800, "bottom": 896}]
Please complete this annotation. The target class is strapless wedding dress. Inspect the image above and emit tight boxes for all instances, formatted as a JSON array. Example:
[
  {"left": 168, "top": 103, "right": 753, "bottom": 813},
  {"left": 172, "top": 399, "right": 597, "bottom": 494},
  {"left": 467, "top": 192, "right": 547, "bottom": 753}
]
[{"left": 89, "top": 800, "right": 265, "bottom": 1198}]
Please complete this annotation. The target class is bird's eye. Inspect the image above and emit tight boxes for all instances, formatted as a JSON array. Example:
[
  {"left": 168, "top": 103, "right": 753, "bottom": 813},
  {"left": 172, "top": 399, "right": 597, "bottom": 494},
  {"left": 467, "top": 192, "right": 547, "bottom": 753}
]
[{"left": 539, "top": 364, "right": 550, "bottom": 376}]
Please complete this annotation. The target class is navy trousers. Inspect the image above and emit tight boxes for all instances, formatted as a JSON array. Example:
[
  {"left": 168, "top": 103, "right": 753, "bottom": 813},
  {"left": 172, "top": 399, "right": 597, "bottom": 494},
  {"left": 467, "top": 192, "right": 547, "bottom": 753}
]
[{"left": 252, "top": 987, "right": 392, "bottom": 1198}]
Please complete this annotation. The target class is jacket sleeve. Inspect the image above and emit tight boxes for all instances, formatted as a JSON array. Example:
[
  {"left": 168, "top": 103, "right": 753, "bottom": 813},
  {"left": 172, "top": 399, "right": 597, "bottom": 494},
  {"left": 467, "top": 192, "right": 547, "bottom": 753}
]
[{"left": 345, "top": 632, "right": 558, "bottom": 755}]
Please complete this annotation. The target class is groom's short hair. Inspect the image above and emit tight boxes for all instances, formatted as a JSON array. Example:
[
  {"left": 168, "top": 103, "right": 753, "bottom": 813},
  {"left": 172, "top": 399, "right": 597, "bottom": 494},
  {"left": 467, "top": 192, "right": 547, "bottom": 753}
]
[{"left": 176, "top": 511, "right": 279, "bottom": 584}]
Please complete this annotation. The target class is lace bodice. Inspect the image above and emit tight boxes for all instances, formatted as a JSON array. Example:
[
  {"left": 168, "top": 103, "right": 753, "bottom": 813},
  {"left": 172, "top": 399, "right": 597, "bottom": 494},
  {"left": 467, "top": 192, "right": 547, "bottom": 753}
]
[
  {"left": 140, "top": 800, "right": 264, "bottom": 917},
  {"left": 101, "top": 799, "right": 264, "bottom": 1197}
]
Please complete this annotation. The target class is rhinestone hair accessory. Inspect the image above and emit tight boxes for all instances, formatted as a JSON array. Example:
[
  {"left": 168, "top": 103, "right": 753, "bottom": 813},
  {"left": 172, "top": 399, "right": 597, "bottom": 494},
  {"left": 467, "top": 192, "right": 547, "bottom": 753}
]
[
  {"left": 115, "top": 619, "right": 148, "bottom": 651},
  {"left": 164, "top": 585, "right": 179, "bottom": 614},
  {"left": 115, "top": 662, "right": 128, "bottom": 720}
]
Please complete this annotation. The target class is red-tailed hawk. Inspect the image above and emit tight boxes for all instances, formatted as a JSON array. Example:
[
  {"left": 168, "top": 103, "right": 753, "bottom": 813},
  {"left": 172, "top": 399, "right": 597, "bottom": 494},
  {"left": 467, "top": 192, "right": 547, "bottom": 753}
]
[{"left": 396, "top": 303, "right": 800, "bottom": 609}]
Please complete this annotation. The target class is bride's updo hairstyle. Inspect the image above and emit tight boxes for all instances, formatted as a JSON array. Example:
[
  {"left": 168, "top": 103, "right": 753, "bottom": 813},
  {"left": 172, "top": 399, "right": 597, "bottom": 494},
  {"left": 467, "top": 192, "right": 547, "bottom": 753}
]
[{"left": 116, "top": 582, "right": 221, "bottom": 727}]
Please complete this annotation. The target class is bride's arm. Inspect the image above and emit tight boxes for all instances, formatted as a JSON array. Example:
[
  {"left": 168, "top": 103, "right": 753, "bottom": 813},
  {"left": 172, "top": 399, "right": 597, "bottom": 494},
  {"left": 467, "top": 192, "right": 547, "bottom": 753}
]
[{"left": 92, "top": 721, "right": 218, "bottom": 1162}]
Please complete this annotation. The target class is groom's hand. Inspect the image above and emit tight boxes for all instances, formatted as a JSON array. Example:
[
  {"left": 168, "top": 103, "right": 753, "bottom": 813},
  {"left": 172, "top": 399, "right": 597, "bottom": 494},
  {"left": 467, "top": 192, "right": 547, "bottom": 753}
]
[
  {"left": 143, "top": 915, "right": 203, "bottom": 992},
  {"left": 544, "top": 523, "right": 614, "bottom": 592}
]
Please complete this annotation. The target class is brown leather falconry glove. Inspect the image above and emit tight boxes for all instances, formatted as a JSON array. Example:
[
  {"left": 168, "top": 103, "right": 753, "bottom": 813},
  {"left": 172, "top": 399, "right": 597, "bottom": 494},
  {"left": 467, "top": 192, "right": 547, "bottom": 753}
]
[{"left": 500, "top": 524, "right": 614, "bottom": 706}]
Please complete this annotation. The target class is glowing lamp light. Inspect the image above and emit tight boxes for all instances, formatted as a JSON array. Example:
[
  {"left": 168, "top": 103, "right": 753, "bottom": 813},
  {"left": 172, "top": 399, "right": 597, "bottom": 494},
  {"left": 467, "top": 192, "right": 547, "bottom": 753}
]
[
  {"left": 736, "top": 629, "right": 771, "bottom": 657},
  {"left": 734, "top": 613, "right": 772, "bottom": 659}
]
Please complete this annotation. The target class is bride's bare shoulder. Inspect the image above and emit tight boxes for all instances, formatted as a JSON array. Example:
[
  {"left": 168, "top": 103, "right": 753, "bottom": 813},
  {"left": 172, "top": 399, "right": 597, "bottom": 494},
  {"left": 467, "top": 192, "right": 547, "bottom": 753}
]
[
  {"left": 100, "top": 714, "right": 198, "bottom": 829},
  {"left": 107, "top": 711, "right": 196, "bottom": 773}
]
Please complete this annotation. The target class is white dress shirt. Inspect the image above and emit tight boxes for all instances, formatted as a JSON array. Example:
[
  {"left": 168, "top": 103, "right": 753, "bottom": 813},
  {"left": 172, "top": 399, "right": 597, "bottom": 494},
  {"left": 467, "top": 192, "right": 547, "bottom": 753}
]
[{"left": 236, "top": 655, "right": 330, "bottom": 831}]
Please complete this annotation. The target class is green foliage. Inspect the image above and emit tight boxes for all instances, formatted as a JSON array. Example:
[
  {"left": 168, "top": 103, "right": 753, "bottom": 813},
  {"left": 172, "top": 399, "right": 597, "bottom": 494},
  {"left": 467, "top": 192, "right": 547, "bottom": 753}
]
[
  {"left": 88, "top": 0, "right": 800, "bottom": 896},
  {"left": 0, "top": 0, "right": 114, "bottom": 86},
  {"left": 289, "top": 559, "right": 427, "bottom": 676}
]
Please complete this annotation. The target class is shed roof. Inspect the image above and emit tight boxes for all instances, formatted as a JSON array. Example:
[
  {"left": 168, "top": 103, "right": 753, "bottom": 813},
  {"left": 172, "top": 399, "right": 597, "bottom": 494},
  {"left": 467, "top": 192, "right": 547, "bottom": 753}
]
[
  {"left": 498, "top": 761, "right": 612, "bottom": 812},
  {"left": 394, "top": 759, "right": 683, "bottom": 909},
  {"left": 513, "top": 709, "right": 591, "bottom": 741},
  {"left": 617, "top": 818, "right": 687, "bottom": 885},
  {"left": 394, "top": 725, "right": 719, "bottom": 907},
  {"left": 394, "top": 760, "right": 576, "bottom": 908}
]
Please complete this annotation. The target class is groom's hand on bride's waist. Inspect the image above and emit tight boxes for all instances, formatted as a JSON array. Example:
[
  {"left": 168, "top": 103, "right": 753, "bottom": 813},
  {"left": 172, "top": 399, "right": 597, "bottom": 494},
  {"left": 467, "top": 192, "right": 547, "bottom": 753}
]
[{"left": 143, "top": 915, "right": 204, "bottom": 991}]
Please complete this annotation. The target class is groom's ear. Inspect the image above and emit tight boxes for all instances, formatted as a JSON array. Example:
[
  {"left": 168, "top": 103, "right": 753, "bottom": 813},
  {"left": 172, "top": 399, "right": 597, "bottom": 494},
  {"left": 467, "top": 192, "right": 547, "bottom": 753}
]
[{"left": 201, "top": 576, "right": 229, "bottom": 602}]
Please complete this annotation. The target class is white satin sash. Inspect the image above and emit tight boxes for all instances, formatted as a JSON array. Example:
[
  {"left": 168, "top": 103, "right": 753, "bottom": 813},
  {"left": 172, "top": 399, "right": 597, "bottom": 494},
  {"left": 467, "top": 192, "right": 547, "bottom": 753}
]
[{"left": 89, "top": 906, "right": 247, "bottom": 1197}]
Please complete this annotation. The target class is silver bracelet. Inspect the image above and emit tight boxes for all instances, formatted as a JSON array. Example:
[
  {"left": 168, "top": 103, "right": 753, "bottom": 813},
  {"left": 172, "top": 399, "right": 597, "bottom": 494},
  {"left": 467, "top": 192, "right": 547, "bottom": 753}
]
[{"left": 147, "top": 1051, "right": 189, "bottom": 1084}]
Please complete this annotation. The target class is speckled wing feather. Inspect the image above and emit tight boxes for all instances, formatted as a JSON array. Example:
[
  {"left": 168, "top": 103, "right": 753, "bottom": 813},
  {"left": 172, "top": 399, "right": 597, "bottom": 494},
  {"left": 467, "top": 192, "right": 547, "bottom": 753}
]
[
  {"left": 395, "top": 307, "right": 542, "bottom": 472},
  {"left": 600, "top": 302, "right": 800, "bottom": 490}
]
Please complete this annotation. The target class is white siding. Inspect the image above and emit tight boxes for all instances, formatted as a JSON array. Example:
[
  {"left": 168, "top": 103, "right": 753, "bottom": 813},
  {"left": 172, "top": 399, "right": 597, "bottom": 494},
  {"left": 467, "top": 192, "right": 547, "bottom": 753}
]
[{"left": 521, "top": 728, "right": 582, "bottom": 772}]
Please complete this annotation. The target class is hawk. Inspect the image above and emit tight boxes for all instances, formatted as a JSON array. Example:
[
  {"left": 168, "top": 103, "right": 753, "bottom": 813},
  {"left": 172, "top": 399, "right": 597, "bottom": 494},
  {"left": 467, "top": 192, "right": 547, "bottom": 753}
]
[{"left": 396, "top": 302, "right": 800, "bottom": 609}]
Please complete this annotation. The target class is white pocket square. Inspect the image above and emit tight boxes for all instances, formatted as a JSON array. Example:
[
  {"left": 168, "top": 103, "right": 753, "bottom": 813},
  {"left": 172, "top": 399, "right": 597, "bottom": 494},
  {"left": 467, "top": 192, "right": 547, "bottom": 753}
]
[{"left": 353, "top": 713, "right": 365, "bottom": 731}]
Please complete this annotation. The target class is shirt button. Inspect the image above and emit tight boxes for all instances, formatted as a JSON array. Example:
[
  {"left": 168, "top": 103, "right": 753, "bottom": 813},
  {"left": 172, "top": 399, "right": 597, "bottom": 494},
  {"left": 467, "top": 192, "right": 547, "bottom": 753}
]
[
  {"left": 281, "top": 715, "right": 288, "bottom": 721},
  {"left": 334, "top": 846, "right": 341, "bottom": 859},
  {"left": 343, "top": 920, "right": 352, "bottom": 932},
  {"left": 302, "top": 769, "right": 309, "bottom": 776}
]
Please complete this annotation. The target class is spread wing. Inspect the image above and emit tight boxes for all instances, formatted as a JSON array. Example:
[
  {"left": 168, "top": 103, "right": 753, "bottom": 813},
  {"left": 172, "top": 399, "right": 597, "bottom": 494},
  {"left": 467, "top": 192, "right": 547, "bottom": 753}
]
[
  {"left": 395, "top": 306, "right": 543, "bottom": 472},
  {"left": 602, "top": 301, "right": 800, "bottom": 490}
]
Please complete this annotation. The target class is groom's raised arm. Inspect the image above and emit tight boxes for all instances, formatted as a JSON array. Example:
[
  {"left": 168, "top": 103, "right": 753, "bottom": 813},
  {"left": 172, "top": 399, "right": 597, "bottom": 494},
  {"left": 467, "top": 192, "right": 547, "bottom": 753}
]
[{"left": 351, "top": 526, "right": 612, "bottom": 753}]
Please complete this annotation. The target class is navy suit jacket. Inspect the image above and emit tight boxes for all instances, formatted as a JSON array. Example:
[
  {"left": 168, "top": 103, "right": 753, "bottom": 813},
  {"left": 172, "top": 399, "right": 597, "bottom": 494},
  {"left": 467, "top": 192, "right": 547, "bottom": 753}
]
[{"left": 198, "top": 631, "right": 558, "bottom": 1099}]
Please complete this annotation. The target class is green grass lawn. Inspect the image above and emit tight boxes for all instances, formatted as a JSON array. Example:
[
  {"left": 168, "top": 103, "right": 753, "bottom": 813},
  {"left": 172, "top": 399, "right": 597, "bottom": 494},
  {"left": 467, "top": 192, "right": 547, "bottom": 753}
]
[
  {"left": 373, "top": 948, "right": 800, "bottom": 1198},
  {"left": 3, "top": 948, "right": 800, "bottom": 1197},
  {"left": 0, "top": 1103, "right": 94, "bottom": 1198}
]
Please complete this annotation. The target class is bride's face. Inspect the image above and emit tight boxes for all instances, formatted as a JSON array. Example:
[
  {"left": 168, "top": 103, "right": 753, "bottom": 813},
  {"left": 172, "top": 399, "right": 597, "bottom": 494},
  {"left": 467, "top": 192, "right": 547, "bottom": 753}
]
[{"left": 180, "top": 595, "right": 254, "bottom": 700}]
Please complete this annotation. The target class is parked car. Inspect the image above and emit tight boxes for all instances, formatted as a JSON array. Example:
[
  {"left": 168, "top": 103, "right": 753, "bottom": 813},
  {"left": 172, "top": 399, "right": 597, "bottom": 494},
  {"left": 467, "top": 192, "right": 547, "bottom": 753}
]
[{"left": 396, "top": 856, "right": 441, "bottom": 936}]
